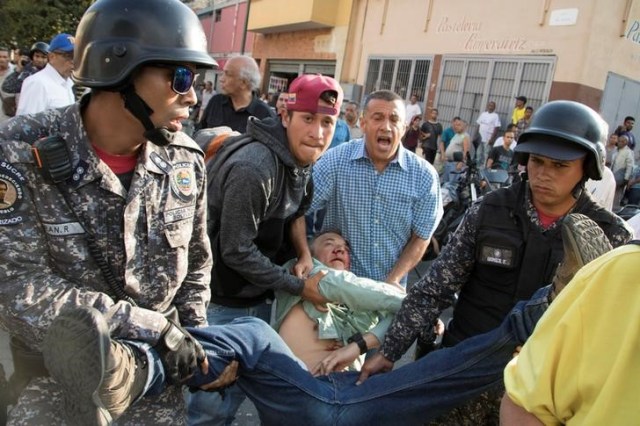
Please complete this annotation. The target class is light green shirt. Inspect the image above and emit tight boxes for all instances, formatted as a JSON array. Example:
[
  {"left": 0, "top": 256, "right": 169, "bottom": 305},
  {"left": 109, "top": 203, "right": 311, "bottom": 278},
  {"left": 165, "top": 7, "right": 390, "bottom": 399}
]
[{"left": 273, "top": 258, "right": 405, "bottom": 345}]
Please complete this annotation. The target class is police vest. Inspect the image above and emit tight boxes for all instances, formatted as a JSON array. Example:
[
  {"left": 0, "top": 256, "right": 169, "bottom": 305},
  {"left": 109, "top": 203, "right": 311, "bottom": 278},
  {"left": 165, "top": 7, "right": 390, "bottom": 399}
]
[{"left": 447, "top": 181, "right": 617, "bottom": 344}]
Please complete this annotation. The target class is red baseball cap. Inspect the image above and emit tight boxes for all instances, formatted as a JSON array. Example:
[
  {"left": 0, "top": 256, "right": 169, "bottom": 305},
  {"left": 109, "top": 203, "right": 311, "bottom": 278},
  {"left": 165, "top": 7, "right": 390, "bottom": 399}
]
[{"left": 285, "top": 74, "right": 343, "bottom": 116}]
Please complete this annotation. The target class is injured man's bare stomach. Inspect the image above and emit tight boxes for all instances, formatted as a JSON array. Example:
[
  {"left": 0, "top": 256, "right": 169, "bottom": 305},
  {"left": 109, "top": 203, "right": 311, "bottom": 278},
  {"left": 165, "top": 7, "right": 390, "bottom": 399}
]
[{"left": 278, "top": 303, "right": 344, "bottom": 370}]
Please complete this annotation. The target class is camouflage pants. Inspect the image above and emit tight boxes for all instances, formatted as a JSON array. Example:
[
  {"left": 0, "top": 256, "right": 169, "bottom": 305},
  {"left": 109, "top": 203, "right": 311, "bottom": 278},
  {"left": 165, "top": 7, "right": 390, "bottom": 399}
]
[{"left": 7, "top": 377, "right": 186, "bottom": 425}]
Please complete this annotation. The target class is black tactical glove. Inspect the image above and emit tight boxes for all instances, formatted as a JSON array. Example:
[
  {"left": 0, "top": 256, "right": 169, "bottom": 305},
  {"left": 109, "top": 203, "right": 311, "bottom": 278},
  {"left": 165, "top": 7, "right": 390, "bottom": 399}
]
[{"left": 156, "top": 319, "right": 206, "bottom": 385}]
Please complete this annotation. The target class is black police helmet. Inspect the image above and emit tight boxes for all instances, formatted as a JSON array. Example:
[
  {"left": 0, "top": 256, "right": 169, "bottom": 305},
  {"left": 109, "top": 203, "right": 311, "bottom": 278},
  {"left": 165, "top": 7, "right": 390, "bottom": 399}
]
[
  {"left": 73, "top": 0, "right": 217, "bottom": 89},
  {"left": 29, "top": 42, "right": 49, "bottom": 58},
  {"left": 515, "top": 100, "right": 606, "bottom": 180}
]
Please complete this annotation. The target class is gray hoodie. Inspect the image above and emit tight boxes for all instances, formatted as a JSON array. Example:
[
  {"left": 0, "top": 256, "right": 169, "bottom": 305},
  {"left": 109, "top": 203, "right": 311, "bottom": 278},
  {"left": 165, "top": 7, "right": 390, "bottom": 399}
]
[{"left": 206, "top": 116, "right": 312, "bottom": 307}]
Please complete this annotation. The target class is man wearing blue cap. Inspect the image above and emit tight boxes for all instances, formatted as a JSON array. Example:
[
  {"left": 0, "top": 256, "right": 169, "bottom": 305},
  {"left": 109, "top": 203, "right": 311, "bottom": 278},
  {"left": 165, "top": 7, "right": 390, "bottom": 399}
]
[{"left": 16, "top": 33, "right": 75, "bottom": 115}]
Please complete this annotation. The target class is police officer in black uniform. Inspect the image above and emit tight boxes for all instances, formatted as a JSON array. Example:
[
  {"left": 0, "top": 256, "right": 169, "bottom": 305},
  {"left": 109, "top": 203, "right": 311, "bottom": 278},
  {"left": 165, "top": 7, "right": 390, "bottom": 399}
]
[{"left": 362, "top": 100, "right": 634, "bottom": 424}]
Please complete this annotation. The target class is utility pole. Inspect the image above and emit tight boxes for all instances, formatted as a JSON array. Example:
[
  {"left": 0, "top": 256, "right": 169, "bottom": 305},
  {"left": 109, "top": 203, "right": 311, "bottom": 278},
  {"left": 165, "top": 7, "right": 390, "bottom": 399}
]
[{"left": 240, "top": 0, "right": 250, "bottom": 54}]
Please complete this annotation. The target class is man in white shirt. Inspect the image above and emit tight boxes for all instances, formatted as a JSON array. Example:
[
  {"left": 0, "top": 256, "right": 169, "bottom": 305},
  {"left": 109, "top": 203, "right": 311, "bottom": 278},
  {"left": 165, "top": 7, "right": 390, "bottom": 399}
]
[
  {"left": 17, "top": 33, "right": 75, "bottom": 115},
  {"left": 405, "top": 94, "right": 422, "bottom": 125},
  {"left": 611, "top": 135, "right": 635, "bottom": 181},
  {"left": 585, "top": 143, "right": 616, "bottom": 210},
  {"left": 610, "top": 134, "right": 636, "bottom": 207},
  {"left": 197, "top": 80, "right": 215, "bottom": 122},
  {"left": 475, "top": 101, "right": 501, "bottom": 167}
]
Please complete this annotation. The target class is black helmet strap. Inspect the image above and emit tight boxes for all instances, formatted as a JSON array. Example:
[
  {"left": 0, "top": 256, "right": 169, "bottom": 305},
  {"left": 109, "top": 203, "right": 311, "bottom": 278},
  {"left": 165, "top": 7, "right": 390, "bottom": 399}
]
[{"left": 121, "top": 84, "right": 175, "bottom": 147}]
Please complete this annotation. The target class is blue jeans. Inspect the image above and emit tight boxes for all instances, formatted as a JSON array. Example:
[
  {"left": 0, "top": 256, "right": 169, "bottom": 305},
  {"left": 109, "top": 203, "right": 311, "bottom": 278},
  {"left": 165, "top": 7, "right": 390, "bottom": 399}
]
[
  {"left": 171, "top": 286, "right": 551, "bottom": 425},
  {"left": 185, "top": 302, "right": 272, "bottom": 426},
  {"left": 125, "top": 341, "right": 167, "bottom": 400},
  {"left": 476, "top": 142, "right": 489, "bottom": 169}
]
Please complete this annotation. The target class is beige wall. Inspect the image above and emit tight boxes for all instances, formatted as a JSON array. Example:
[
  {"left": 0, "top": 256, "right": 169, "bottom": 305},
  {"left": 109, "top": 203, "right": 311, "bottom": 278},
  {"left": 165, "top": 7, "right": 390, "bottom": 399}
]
[
  {"left": 251, "top": 0, "right": 354, "bottom": 85},
  {"left": 249, "top": 0, "right": 348, "bottom": 30},
  {"left": 342, "top": 0, "right": 640, "bottom": 92}
]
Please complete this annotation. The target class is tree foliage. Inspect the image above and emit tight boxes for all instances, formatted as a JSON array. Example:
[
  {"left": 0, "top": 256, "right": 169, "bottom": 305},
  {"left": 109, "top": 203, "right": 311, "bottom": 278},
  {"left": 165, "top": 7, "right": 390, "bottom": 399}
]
[{"left": 0, "top": 0, "right": 93, "bottom": 50}]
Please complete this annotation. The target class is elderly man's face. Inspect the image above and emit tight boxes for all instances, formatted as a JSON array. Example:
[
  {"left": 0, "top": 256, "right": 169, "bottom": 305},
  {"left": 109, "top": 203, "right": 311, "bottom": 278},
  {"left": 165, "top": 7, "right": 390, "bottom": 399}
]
[
  {"left": 345, "top": 103, "right": 359, "bottom": 123},
  {"left": 220, "top": 58, "right": 248, "bottom": 96},
  {"left": 311, "top": 232, "right": 351, "bottom": 271},
  {"left": 49, "top": 51, "right": 74, "bottom": 79}
]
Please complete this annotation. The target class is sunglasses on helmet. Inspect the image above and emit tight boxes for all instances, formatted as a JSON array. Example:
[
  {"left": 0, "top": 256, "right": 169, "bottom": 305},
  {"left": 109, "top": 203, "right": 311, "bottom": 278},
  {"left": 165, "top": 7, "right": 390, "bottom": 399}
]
[{"left": 155, "top": 64, "right": 199, "bottom": 95}]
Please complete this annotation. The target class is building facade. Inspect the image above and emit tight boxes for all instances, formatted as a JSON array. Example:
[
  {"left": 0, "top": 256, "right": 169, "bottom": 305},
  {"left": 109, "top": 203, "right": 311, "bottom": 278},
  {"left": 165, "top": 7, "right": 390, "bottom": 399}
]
[
  {"left": 247, "top": 0, "right": 354, "bottom": 97},
  {"left": 244, "top": 0, "right": 640, "bottom": 134},
  {"left": 186, "top": 0, "right": 254, "bottom": 89}
]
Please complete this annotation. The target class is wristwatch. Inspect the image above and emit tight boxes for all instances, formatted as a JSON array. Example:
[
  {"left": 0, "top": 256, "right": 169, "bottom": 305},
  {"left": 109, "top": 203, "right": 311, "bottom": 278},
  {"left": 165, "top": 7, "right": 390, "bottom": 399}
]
[{"left": 347, "top": 332, "right": 368, "bottom": 355}]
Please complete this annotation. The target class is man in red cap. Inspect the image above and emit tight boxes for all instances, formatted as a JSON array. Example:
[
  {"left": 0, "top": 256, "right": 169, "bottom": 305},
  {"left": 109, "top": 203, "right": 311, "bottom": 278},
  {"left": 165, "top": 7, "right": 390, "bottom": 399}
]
[{"left": 189, "top": 74, "right": 344, "bottom": 424}]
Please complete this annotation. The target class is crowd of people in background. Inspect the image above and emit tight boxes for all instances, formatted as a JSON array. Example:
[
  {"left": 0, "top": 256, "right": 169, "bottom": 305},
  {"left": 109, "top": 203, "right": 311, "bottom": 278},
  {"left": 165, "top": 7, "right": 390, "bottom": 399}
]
[
  {"left": 389, "top": 93, "right": 638, "bottom": 213},
  {"left": 143, "top": 59, "right": 638, "bottom": 218}
]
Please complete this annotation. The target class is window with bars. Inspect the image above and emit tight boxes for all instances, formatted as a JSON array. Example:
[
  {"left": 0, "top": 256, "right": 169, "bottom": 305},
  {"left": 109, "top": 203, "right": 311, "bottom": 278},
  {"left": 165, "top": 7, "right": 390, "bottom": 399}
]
[
  {"left": 364, "top": 57, "right": 432, "bottom": 102},
  {"left": 435, "top": 56, "right": 556, "bottom": 131}
]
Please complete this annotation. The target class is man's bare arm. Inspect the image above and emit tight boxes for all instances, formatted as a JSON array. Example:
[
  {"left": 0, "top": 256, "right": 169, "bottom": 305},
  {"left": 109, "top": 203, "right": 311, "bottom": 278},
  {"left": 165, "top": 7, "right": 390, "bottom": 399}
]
[
  {"left": 499, "top": 394, "right": 543, "bottom": 426},
  {"left": 385, "top": 234, "right": 429, "bottom": 284}
]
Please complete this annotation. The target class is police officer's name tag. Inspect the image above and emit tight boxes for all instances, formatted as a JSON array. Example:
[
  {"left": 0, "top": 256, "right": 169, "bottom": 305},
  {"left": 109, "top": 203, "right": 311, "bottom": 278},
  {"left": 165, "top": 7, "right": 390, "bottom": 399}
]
[
  {"left": 44, "top": 222, "right": 85, "bottom": 236},
  {"left": 164, "top": 206, "right": 195, "bottom": 224},
  {"left": 478, "top": 244, "right": 515, "bottom": 268}
]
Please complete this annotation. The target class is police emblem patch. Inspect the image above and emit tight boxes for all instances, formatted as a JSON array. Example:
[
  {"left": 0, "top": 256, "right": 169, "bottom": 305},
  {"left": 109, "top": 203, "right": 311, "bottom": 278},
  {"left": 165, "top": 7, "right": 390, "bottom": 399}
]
[
  {"left": 0, "top": 161, "right": 26, "bottom": 225},
  {"left": 170, "top": 162, "right": 196, "bottom": 202}
]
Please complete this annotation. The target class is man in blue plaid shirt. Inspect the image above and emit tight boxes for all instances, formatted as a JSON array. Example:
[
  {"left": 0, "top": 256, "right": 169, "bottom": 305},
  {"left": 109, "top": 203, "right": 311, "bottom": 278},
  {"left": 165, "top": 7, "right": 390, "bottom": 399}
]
[{"left": 310, "top": 90, "right": 443, "bottom": 286}]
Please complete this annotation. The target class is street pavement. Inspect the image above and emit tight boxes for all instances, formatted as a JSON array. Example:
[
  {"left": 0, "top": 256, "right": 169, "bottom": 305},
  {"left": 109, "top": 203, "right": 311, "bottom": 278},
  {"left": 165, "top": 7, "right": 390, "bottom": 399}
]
[{"left": 0, "top": 260, "right": 435, "bottom": 425}]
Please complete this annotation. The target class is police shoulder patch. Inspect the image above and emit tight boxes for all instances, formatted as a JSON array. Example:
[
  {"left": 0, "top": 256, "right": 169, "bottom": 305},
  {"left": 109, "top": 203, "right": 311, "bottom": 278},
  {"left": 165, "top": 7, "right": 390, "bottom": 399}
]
[
  {"left": 170, "top": 162, "right": 196, "bottom": 202},
  {"left": 0, "top": 160, "right": 27, "bottom": 225}
]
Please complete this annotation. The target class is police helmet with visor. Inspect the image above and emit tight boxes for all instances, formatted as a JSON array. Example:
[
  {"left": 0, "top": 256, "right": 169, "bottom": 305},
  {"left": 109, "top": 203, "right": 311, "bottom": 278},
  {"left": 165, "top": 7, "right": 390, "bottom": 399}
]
[
  {"left": 515, "top": 100, "right": 606, "bottom": 180},
  {"left": 72, "top": 0, "right": 217, "bottom": 146},
  {"left": 29, "top": 42, "right": 49, "bottom": 58},
  {"left": 73, "top": 0, "right": 217, "bottom": 88}
]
